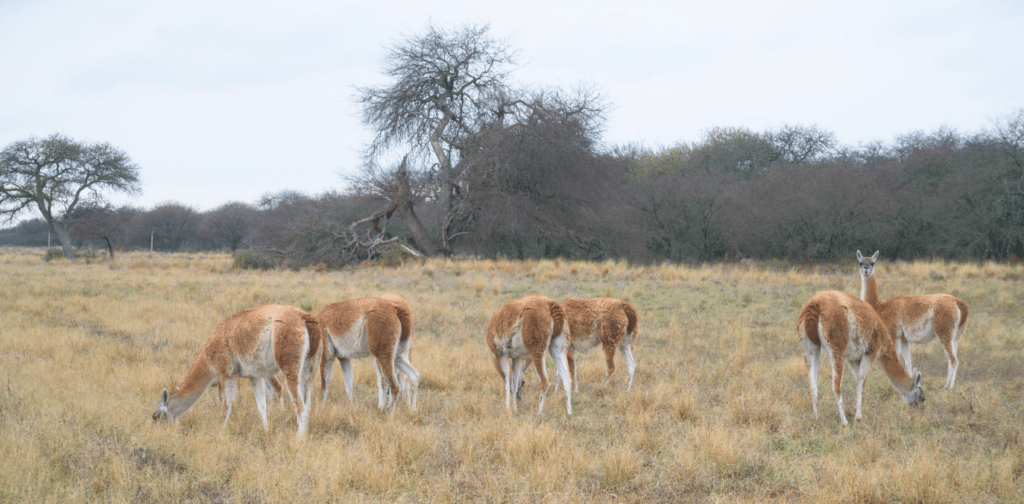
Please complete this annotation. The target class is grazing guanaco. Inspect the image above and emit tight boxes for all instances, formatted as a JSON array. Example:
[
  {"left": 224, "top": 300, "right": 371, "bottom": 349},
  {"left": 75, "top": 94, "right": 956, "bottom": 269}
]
[
  {"left": 560, "top": 297, "right": 638, "bottom": 393},
  {"left": 318, "top": 294, "right": 419, "bottom": 412},
  {"left": 797, "top": 290, "right": 924, "bottom": 425},
  {"left": 486, "top": 295, "right": 571, "bottom": 415},
  {"left": 152, "top": 305, "right": 321, "bottom": 436}
]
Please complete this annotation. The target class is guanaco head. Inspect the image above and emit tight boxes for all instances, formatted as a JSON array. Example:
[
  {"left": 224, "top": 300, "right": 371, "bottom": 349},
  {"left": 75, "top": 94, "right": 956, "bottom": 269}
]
[
  {"left": 152, "top": 388, "right": 173, "bottom": 422},
  {"left": 903, "top": 370, "right": 926, "bottom": 407},
  {"left": 856, "top": 250, "right": 879, "bottom": 280}
]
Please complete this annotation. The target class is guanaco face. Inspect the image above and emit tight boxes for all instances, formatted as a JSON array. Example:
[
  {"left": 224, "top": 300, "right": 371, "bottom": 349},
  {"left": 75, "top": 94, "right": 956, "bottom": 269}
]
[{"left": 857, "top": 250, "right": 878, "bottom": 293}]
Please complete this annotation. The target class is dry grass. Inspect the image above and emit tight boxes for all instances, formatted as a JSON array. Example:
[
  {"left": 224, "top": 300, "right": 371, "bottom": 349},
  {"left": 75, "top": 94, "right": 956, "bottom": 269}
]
[{"left": 0, "top": 248, "right": 1021, "bottom": 502}]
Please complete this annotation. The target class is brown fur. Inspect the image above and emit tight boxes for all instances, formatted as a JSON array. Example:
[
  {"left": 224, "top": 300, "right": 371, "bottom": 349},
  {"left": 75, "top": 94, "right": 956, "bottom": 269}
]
[
  {"left": 798, "top": 291, "right": 924, "bottom": 425},
  {"left": 152, "top": 305, "right": 320, "bottom": 436},
  {"left": 380, "top": 293, "right": 414, "bottom": 343},
  {"left": 317, "top": 294, "right": 418, "bottom": 412},
  {"left": 858, "top": 250, "right": 969, "bottom": 388},
  {"left": 560, "top": 298, "right": 639, "bottom": 391},
  {"left": 486, "top": 295, "right": 569, "bottom": 415}
]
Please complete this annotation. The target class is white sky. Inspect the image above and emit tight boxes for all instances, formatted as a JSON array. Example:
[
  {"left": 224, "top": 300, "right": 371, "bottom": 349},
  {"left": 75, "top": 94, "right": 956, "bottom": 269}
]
[{"left": 1, "top": 0, "right": 1022, "bottom": 212}]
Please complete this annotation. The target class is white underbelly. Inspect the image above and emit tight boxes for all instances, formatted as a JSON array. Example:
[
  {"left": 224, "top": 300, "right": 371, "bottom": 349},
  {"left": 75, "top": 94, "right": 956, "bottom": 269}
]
[
  {"left": 901, "top": 317, "right": 936, "bottom": 344},
  {"left": 329, "top": 324, "right": 371, "bottom": 359},
  {"left": 494, "top": 323, "right": 531, "bottom": 359},
  {"left": 236, "top": 326, "right": 283, "bottom": 378},
  {"left": 841, "top": 315, "right": 870, "bottom": 362},
  {"left": 570, "top": 331, "right": 601, "bottom": 354}
]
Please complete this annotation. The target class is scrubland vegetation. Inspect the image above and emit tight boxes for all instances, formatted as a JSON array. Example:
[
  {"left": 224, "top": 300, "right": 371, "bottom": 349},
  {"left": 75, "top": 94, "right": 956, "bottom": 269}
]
[{"left": 0, "top": 248, "right": 1021, "bottom": 502}]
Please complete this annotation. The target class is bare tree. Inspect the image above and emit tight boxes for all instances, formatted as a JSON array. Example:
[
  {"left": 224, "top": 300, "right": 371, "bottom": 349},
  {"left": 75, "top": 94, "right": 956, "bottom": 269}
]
[
  {"left": 256, "top": 189, "right": 309, "bottom": 211},
  {"left": 249, "top": 191, "right": 318, "bottom": 251},
  {"left": 200, "top": 201, "right": 257, "bottom": 251},
  {"left": 689, "top": 127, "right": 779, "bottom": 177},
  {"left": 275, "top": 191, "right": 419, "bottom": 268},
  {"left": 242, "top": 191, "right": 412, "bottom": 268},
  {"left": 67, "top": 202, "right": 137, "bottom": 258},
  {"left": 357, "top": 23, "right": 518, "bottom": 255},
  {"left": 459, "top": 89, "right": 612, "bottom": 258},
  {"left": 766, "top": 124, "right": 839, "bottom": 164},
  {"left": 992, "top": 108, "right": 1024, "bottom": 227},
  {"left": 348, "top": 156, "right": 438, "bottom": 256},
  {"left": 0, "top": 133, "right": 141, "bottom": 259},
  {"left": 134, "top": 202, "right": 199, "bottom": 252},
  {"left": 356, "top": 24, "right": 614, "bottom": 259}
]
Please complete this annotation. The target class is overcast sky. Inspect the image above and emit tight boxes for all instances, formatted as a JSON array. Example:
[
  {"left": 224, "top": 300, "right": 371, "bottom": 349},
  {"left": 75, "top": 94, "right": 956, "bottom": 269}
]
[{"left": 1, "top": 0, "right": 1021, "bottom": 213}]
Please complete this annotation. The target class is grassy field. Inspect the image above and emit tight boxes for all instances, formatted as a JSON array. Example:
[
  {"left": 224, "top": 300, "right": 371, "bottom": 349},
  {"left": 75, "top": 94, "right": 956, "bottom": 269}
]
[{"left": 0, "top": 248, "right": 1021, "bottom": 503}]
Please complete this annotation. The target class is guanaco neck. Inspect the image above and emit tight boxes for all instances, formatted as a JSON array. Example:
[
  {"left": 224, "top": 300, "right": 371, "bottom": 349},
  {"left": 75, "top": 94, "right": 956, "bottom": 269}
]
[
  {"left": 873, "top": 325, "right": 920, "bottom": 403},
  {"left": 166, "top": 352, "right": 217, "bottom": 418},
  {"left": 861, "top": 273, "right": 880, "bottom": 307},
  {"left": 878, "top": 343, "right": 914, "bottom": 391}
]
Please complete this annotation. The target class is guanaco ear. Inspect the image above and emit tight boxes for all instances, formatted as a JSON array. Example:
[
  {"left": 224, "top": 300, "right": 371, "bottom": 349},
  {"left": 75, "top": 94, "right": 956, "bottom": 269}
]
[
  {"left": 871, "top": 250, "right": 879, "bottom": 261},
  {"left": 161, "top": 388, "right": 169, "bottom": 406},
  {"left": 913, "top": 370, "right": 921, "bottom": 388},
  {"left": 857, "top": 250, "right": 864, "bottom": 261}
]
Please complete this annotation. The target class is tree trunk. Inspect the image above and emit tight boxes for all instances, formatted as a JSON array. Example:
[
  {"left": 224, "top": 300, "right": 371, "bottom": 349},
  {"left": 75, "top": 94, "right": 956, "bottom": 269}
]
[
  {"left": 34, "top": 199, "right": 76, "bottom": 260},
  {"left": 428, "top": 109, "right": 456, "bottom": 254},
  {"left": 395, "top": 158, "right": 441, "bottom": 256},
  {"left": 103, "top": 235, "right": 116, "bottom": 259},
  {"left": 48, "top": 218, "right": 77, "bottom": 260}
]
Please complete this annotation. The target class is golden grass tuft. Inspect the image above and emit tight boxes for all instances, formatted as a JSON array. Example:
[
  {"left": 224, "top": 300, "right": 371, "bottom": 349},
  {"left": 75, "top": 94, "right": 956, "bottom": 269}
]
[{"left": 0, "top": 249, "right": 1021, "bottom": 502}]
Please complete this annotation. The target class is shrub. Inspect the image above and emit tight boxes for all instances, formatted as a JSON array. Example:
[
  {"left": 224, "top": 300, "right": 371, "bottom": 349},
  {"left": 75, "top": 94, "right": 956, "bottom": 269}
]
[
  {"left": 232, "top": 249, "right": 279, "bottom": 270},
  {"left": 377, "top": 246, "right": 405, "bottom": 268},
  {"left": 79, "top": 246, "right": 104, "bottom": 264},
  {"left": 42, "top": 248, "right": 65, "bottom": 262}
]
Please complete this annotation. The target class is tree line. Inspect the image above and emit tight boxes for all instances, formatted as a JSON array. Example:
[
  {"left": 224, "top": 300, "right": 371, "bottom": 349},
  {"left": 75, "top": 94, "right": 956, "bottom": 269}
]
[
  {"left": 626, "top": 118, "right": 1024, "bottom": 262},
  {"left": 3, "top": 24, "right": 1023, "bottom": 265},
  {"left": 4, "top": 114, "right": 1022, "bottom": 265}
]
